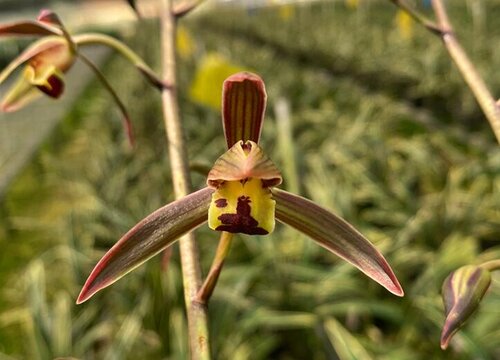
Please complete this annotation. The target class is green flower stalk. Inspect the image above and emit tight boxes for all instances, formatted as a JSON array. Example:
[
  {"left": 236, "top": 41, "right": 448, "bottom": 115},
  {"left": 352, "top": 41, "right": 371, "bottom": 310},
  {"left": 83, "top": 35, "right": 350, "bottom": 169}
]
[{"left": 77, "top": 72, "right": 404, "bottom": 304}]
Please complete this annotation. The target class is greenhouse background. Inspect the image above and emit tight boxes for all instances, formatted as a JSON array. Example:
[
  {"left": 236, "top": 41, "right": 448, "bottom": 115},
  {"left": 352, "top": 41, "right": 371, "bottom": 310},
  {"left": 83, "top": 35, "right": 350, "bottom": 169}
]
[{"left": 0, "top": 0, "right": 499, "bottom": 359}]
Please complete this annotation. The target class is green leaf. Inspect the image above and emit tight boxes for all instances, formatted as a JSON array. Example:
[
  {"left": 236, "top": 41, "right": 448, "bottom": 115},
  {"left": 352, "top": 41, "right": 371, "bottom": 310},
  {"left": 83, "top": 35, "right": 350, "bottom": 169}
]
[
  {"left": 272, "top": 188, "right": 404, "bottom": 297},
  {"left": 440, "top": 265, "right": 491, "bottom": 349},
  {"left": 324, "top": 317, "right": 374, "bottom": 360},
  {"left": 222, "top": 72, "right": 267, "bottom": 148},
  {"left": 77, "top": 187, "right": 214, "bottom": 304}
]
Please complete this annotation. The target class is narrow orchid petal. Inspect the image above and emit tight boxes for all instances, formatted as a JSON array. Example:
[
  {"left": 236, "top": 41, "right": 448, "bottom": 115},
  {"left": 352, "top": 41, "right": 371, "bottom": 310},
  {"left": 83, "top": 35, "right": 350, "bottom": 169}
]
[
  {"left": 77, "top": 187, "right": 214, "bottom": 304},
  {"left": 0, "top": 37, "right": 68, "bottom": 85},
  {"left": 207, "top": 140, "right": 282, "bottom": 188},
  {"left": 272, "top": 188, "right": 404, "bottom": 296},
  {"left": 440, "top": 265, "right": 491, "bottom": 349},
  {"left": 222, "top": 72, "right": 267, "bottom": 148},
  {"left": 0, "top": 20, "right": 62, "bottom": 37}
]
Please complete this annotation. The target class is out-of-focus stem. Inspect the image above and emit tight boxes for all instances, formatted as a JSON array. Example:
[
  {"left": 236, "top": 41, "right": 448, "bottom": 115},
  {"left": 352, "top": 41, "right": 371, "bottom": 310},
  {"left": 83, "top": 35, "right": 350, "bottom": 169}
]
[
  {"left": 74, "top": 33, "right": 166, "bottom": 89},
  {"left": 430, "top": 0, "right": 500, "bottom": 143},
  {"left": 173, "top": 0, "right": 206, "bottom": 18},
  {"left": 388, "top": 0, "right": 500, "bottom": 143},
  {"left": 481, "top": 259, "right": 500, "bottom": 272},
  {"left": 196, "top": 232, "right": 234, "bottom": 305},
  {"left": 160, "top": 0, "right": 211, "bottom": 359}
]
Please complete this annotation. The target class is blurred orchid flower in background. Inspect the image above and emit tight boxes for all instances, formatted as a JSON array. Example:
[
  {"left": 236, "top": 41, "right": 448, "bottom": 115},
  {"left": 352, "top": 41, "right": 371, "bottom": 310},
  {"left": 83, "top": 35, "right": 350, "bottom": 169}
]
[
  {"left": 0, "top": 11, "right": 75, "bottom": 111},
  {"left": 0, "top": 9, "right": 165, "bottom": 144},
  {"left": 77, "top": 72, "right": 404, "bottom": 304}
]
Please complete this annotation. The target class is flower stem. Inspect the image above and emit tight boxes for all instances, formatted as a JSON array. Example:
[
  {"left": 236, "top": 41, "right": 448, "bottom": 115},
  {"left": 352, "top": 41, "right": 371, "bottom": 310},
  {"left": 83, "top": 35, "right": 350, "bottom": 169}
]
[
  {"left": 160, "top": 0, "right": 211, "bottom": 358},
  {"left": 196, "top": 232, "right": 234, "bottom": 305},
  {"left": 429, "top": 0, "right": 500, "bottom": 143},
  {"left": 388, "top": 0, "right": 500, "bottom": 143},
  {"left": 73, "top": 33, "right": 166, "bottom": 89},
  {"left": 480, "top": 259, "right": 500, "bottom": 272}
]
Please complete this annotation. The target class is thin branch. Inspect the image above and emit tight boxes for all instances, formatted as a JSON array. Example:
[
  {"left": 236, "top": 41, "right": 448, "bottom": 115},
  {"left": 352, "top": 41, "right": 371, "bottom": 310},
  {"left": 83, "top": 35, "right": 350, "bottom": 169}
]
[
  {"left": 388, "top": 0, "right": 441, "bottom": 34},
  {"left": 388, "top": 0, "right": 500, "bottom": 143},
  {"left": 480, "top": 259, "right": 500, "bottom": 272},
  {"left": 160, "top": 0, "right": 211, "bottom": 358},
  {"left": 77, "top": 52, "right": 135, "bottom": 146},
  {"left": 173, "top": 0, "right": 206, "bottom": 18},
  {"left": 430, "top": 0, "right": 500, "bottom": 142},
  {"left": 196, "top": 232, "right": 234, "bottom": 305}
]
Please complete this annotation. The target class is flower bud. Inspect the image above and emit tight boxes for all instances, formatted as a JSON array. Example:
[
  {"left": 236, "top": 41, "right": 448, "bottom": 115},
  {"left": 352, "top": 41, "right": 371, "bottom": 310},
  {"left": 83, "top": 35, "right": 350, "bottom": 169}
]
[{"left": 440, "top": 265, "right": 491, "bottom": 349}]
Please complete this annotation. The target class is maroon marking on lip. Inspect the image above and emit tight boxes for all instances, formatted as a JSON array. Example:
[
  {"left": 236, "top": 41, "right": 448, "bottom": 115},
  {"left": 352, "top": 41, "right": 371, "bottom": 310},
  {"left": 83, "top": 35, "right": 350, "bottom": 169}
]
[
  {"left": 216, "top": 195, "right": 268, "bottom": 235},
  {"left": 37, "top": 74, "right": 64, "bottom": 98},
  {"left": 215, "top": 198, "right": 228, "bottom": 208}
]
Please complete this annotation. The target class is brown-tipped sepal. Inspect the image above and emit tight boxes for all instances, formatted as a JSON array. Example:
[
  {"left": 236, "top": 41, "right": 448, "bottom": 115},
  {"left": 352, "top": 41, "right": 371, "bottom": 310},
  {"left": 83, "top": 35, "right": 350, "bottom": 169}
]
[
  {"left": 440, "top": 265, "right": 491, "bottom": 350},
  {"left": 207, "top": 140, "right": 282, "bottom": 188},
  {"left": 77, "top": 187, "right": 214, "bottom": 304},
  {"left": 222, "top": 72, "right": 267, "bottom": 148},
  {"left": 272, "top": 188, "right": 404, "bottom": 297}
]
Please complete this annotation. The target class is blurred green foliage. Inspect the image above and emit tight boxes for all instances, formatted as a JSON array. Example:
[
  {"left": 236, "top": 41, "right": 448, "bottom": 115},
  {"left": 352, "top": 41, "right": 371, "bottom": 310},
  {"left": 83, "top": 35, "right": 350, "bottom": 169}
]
[{"left": 0, "top": 1, "right": 499, "bottom": 359}]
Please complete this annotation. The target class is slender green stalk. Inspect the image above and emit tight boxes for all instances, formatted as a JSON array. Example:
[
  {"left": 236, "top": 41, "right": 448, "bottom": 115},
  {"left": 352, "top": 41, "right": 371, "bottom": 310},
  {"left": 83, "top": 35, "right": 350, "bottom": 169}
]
[
  {"left": 160, "top": 0, "right": 211, "bottom": 358},
  {"left": 196, "top": 232, "right": 234, "bottom": 305},
  {"left": 73, "top": 33, "right": 165, "bottom": 89},
  {"left": 388, "top": 0, "right": 441, "bottom": 34},
  {"left": 77, "top": 52, "right": 134, "bottom": 145},
  {"left": 480, "top": 259, "right": 500, "bottom": 272}
]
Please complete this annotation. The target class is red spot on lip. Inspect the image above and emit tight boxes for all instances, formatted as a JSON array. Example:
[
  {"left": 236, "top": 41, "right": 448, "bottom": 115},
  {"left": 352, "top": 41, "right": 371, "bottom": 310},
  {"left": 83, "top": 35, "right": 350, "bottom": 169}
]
[
  {"left": 216, "top": 196, "right": 268, "bottom": 235},
  {"left": 215, "top": 198, "right": 228, "bottom": 208},
  {"left": 37, "top": 74, "right": 64, "bottom": 98}
]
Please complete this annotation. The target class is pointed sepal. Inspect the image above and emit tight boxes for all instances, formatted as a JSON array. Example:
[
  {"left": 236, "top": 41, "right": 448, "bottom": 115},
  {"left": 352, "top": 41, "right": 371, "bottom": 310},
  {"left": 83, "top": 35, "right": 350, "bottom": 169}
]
[
  {"left": 0, "top": 20, "right": 62, "bottom": 37},
  {"left": 440, "top": 265, "right": 491, "bottom": 349},
  {"left": 222, "top": 72, "right": 267, "bottom": 148},
  {"left": 272, "top": 188, "right": 404, "bottom": 297},
  {"left": 77, "top": 187, "right": 214, "bottom": 304},
  {"left": 207, "top": 140, "right": 282, "bottom": 188}
]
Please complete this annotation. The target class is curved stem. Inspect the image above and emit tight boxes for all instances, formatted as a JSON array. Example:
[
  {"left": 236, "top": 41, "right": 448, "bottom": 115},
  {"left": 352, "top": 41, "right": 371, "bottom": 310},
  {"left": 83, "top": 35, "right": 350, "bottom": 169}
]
[
  {"left": 196, "top": 232, "right": 234, "bottom": 305},
  {"left": 480, "top": 259, "right": 500, "bottom": 272},
  {"left": 160, "top": 0, "right": 211, "bottom": 358},
  {"left": 77, "top": 52, "right": 134, "bottom": 146},
  {"left": 73, "top": 33, "right": 166, "bottom": 89}
]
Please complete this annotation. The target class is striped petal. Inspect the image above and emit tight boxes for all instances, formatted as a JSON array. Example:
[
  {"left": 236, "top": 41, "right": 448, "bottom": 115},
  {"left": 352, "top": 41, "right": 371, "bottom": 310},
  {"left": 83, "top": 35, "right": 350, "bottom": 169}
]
[
  {"left": 272, "top": 188, "right": 404, "bottom": 297},
  {"left": 207, "top": 140, "right": 282, "bottom": 188},
  {"left": 77, "top": 187, "right": 214, "bottom": 304},
  {"left": 0, "top": 20, "right": 62, "bottom": 37},
  {"left": 222, "top": 72, "right": 267, "bottom": 148},
  {"left": 440, "top": 265, "right": 491, "bottom": 349}
]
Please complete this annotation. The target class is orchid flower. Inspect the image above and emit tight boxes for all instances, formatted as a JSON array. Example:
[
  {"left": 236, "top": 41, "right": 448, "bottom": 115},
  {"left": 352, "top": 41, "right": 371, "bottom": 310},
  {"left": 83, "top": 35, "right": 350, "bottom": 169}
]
[
  {"left": 0, "top": 11, "right": 75, "bottom": 112},
  {"left": 77, "top": 72, "right": 404, "bottom": 304},
  {"left": 0, "top": 10, "right": 165, "bottom": 144}
]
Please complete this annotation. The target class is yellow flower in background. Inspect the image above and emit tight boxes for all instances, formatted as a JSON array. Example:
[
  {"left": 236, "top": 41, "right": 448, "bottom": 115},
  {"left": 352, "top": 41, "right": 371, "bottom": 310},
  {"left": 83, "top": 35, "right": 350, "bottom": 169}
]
[
  {"left": 189, "top": 53, "right": 247, "bottom": 110},
  {"left": 396, "top": 10, "right": 414, "bottom": 40},
  {"left": 278, "top": 4, "right": 295, "bottom": 21},
  {"left": 345, "top": 0, "right": 359, "bottom": 10},
  {"left": 176, "top": 25, "right": 196, "bottom": 60}
]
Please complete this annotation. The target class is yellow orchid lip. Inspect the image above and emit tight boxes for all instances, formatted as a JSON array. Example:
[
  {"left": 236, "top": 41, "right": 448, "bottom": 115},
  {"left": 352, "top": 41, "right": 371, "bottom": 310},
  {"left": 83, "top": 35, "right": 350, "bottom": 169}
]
[{"left": 209, "top": 178, "right": 275, "bottom": 235}]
